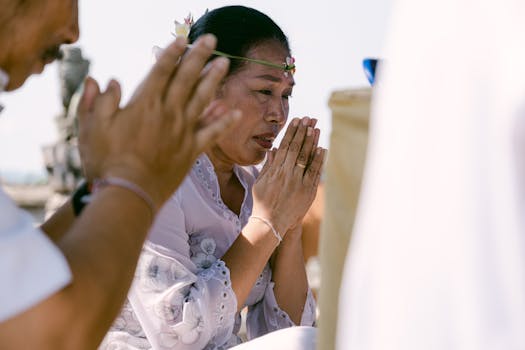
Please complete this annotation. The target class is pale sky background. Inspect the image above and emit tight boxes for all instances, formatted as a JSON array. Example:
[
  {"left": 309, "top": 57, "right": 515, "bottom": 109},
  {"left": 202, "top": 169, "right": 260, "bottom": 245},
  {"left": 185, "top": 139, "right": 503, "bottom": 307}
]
[{"left": 0, "top": 0, "right": 392, "bottom": 179}]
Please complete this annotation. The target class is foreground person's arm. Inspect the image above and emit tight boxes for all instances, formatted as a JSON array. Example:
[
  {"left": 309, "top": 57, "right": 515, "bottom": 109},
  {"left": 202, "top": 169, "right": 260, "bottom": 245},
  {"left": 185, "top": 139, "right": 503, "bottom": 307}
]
[{"left": 0, "top": 35, "right": 240, "bottom": 350}]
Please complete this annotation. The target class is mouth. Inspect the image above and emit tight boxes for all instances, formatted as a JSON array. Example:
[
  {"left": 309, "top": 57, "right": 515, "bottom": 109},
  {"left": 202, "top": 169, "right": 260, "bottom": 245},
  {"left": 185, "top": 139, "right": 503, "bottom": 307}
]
[
  {"left": 252, "top": 133, "right": 275, "bottom": 149},
  {"left": 42, "top": 45, "right": 62, "bottom": 64},
  {"left": 33, "top": 46, "right": 62, "bottom": 75}
]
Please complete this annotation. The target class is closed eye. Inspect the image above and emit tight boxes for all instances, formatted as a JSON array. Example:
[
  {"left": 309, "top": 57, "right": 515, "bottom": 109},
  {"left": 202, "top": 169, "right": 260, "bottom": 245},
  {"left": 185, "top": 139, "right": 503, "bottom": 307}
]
[{"left": 258, "top": 90, "right": 272, "bottom": 96}]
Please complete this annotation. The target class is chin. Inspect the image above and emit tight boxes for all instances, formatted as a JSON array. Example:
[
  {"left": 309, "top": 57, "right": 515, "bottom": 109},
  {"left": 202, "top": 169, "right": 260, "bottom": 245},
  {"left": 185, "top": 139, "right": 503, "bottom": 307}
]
[
  {"left": 237, "top": 151, "right": 266, "bottom": 167},
  {"left": 5, "top": 70, "right": 31, "bottom": 91},
  {"left": 251, "top": 150, "right": 267, "bottom": 165},
  {"left": 5, "top": 78, "right": 25, "bottom": 91}
]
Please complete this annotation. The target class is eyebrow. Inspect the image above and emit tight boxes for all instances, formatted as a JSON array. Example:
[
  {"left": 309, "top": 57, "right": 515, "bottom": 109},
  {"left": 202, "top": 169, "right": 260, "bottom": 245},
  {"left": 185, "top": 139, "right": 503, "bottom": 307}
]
[{"left": 255, "top": 74, "right": 295, "bottom": 86}]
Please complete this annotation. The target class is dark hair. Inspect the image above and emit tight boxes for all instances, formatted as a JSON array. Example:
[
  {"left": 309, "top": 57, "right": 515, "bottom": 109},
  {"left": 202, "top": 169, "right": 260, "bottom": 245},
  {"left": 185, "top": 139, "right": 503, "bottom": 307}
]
[{"left": 188, "top": 6, "right": 290, "bottom": 75}]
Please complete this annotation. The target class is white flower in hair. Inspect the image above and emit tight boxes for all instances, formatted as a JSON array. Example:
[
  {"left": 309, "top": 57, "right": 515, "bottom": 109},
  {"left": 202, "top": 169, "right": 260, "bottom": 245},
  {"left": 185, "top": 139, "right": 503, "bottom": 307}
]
[{"left": 173, "top": 13, "right": 194, "bottom": 38}]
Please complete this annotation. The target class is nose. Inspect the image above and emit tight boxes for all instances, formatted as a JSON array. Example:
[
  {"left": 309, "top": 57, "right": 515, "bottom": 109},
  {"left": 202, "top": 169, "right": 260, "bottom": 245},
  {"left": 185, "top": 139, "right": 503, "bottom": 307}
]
[
  {"left": 64, "top": 3, "right": 80, "bottom": 44},
  {"left": 265, "top": 96, "right": 288, "bottom": 126}
]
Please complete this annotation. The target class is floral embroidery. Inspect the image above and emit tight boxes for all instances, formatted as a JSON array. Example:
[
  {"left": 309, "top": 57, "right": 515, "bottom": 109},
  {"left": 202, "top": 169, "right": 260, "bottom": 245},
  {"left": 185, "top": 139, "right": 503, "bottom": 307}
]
[
  {"left": 192, "top": 237, "right": 218, "bottom": 269},
  {"left": 140, "top": 254, "right": 190, "bottom": 292},
  {"left": 111, "top": 302, "right": 145, "bottom": 337}
]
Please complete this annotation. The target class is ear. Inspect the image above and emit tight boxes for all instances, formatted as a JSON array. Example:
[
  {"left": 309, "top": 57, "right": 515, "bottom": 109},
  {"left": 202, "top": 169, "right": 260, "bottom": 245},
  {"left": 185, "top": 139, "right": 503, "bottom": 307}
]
[{"left": 215, "top": 79, "right": 226, "bottom": 99}]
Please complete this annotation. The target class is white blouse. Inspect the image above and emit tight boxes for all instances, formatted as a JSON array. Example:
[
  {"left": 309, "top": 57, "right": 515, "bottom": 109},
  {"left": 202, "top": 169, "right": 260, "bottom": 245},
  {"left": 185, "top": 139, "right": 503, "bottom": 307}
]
[{"left": 101, "top": 154, "right": 316, "bottom": 350}]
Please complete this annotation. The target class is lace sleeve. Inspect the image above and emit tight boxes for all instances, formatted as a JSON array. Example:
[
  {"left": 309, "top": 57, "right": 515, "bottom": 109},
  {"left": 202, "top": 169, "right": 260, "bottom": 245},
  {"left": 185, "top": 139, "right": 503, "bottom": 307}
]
[{"left": 245, "top": 281, "right": 317, "bottom": 340}]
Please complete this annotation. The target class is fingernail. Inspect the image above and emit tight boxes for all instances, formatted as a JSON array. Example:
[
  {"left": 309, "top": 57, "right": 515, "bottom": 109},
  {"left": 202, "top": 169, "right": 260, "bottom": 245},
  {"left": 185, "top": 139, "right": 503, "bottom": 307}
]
[
  {"left": 292, "top": 118, "right": 299, "bottom": 127},
  {"left": 317, "top": 147, "right": 322, "bottom": 155},
  {"left": 307, "top": 127, "right": 313, "bottom": 136},
  {"left": 107, "top": 79, "right": 117, "bottom": 90},
  {"left": 202, "top": 34, "right": 217, "bottom": 49},
  {"left": 302, "top": 118, "right": 310, "bottom": 126},
  {"left": 215, "top": 57, "right": 229, "bottom": 70}
]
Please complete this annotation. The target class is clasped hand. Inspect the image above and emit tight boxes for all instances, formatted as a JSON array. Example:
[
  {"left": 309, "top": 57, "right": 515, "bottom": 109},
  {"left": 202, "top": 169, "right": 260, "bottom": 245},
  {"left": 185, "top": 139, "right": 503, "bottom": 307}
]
[{"left": 252, "top": 117, "right": 326, "bottom": 237}]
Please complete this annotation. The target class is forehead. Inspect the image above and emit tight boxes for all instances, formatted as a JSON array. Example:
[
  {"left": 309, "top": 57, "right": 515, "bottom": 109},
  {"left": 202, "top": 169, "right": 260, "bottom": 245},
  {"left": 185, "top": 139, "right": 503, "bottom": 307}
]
[{"left": 238, "top": 41, "right": 295, "bottom": 85}]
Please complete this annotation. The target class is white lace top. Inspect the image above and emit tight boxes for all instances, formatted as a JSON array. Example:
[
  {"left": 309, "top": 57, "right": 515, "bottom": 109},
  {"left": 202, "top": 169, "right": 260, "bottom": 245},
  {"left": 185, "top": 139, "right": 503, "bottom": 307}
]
[{"left": 100, "top": 154, "right": 316, "bottom": 350}]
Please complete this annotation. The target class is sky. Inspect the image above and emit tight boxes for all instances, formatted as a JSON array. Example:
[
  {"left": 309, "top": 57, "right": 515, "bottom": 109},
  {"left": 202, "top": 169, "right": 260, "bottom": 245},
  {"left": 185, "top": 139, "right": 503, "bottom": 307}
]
[{"left": 0, "top": 0, "right": 392, "bottom": 178}]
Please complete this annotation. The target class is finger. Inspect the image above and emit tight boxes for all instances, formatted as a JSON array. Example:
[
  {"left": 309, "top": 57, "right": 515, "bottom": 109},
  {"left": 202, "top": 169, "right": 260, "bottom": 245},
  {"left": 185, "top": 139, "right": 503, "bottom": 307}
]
[
  {"left": 282, "top": 117, "right": 310, "bottom": 169},
  {"left": 138, "top": 36, "right": 188, "bottom": 97},
  {"left": 309, "top": 118, "right": 318, "bottom": 128},
  {"left": 294, "top": 126, "right": 316, "bottom": 176},
  {"left": 195, "top": 109, "right": 242, "bottom": 152},
  {"left": 308, "top": 128, "right": 320, "bottom": 164},
  {"left": 78, "top": 77, "right": 100, "bottom": 121},
  {"left": 93, "top": 79, "right": 121, "bottom": 119},
  {"left": 303, "top": 148, "right": 326, "bottom": 186},
  {"left": 268, "top": 148, "right": 276, "bottom": 166},
  {"left": 273, "top": 118, "right": 300, "bottom": 166},
  {"left": 196, "top": 100, "right": 228, "bottom": 130},
  {"left": 258, "top": 148, "right": 275, "bottom": 177},
  {"left": 165, "top": 35, "right": 217, "bottom": 114},
  {"left": 152, "top": 45, "right": 164, "bottom": 61},
  {"left": 184, "top": 57, "right": 230, "bottom": 124}
]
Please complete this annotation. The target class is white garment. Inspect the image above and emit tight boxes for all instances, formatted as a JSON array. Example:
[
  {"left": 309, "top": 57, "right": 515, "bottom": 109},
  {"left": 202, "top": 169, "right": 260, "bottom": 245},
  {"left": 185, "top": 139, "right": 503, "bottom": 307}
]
[
  {"left": 101, "top": 154, "right": 316, "bottom": 350},
  {"left": 230, "top": 326, "right": 316, "bottom": 350},
  {"left": 0, "top": 189, "right": 72, "bottom": 321},
  {"left": 337, "top": 0, "right": 525, "bottom": 349}
]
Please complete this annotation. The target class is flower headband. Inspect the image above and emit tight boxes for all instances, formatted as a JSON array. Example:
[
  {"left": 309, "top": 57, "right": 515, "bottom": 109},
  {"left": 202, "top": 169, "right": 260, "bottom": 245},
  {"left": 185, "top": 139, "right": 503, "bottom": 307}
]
[{"left": 174, "top": 13, "right": 296, "bottom": 77}]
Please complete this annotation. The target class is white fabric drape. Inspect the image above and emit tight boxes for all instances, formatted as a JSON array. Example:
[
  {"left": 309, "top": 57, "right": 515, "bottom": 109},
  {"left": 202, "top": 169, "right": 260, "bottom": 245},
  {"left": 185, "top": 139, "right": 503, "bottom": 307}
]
[{"left": 337, "top": 0, "right": 525, "bottom": 349}]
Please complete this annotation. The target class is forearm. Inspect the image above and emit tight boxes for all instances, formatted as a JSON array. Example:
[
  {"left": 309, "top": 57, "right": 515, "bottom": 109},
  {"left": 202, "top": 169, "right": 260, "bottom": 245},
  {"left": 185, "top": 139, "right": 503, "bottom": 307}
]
[
  {"left": 271, "top": 226, "right": 309, "bottom": 324},
  {"left": 222, "top": 219, "right": 280, "bottom": 311},
  {"left": 0, "top": 186, "right": 153, "bottom": 350},
  {"left": 40, "top": 199, "right": 75, "bottom": 242}
]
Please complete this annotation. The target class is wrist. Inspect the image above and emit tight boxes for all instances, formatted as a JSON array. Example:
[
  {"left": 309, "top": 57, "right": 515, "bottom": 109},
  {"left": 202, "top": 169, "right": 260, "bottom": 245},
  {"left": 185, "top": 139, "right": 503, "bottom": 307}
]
[
  {"left": 101, "top": 159, "right": 163, "bottom": 208},
  {"left": 93, "top": 177, "right": 156, "bottom": 219},
  {"left": 249, "top": 216, "right": 282, "bottom": 245},
  {"left": 250, "top": 208, "right": 290, "bottom": 236},
  {"left": 283, "top": 225, "right": 303, "bottom": 242}
]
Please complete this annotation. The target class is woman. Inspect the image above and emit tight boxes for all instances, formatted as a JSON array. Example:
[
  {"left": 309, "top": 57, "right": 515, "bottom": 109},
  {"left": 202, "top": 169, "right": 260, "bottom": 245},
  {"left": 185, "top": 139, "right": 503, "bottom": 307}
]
[{"left": 101, "top": 6, "right": 324, "bottom": 349}]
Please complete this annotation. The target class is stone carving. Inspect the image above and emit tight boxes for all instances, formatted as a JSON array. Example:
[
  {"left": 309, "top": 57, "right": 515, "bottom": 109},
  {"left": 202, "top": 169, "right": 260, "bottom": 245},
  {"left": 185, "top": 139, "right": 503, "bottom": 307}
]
[{"left": 42, "top": 47, "right": 89, "bottom": 215}]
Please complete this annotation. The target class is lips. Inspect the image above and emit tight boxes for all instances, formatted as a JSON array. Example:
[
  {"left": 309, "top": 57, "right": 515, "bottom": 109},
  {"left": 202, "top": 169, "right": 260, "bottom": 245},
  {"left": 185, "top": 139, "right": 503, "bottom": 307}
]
[{"left": 252, "top": 133, "right": 275, "bottom": 149}]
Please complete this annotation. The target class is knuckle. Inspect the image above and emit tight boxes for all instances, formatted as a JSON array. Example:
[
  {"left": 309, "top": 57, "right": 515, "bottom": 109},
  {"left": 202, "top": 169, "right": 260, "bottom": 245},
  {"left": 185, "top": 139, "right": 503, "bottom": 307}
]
[
  {"left": 297, "top": 153, "right": 307, "bottom": 163},
  {"left": 289, "top": 141, "right": 300, "bottom": 153}
]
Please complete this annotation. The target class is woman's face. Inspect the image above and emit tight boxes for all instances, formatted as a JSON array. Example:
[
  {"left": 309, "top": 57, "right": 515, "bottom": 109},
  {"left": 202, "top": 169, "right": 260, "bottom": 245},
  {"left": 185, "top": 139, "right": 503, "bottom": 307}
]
[{"left": 212, "top": 40, "right": 294, "bottom": 166}]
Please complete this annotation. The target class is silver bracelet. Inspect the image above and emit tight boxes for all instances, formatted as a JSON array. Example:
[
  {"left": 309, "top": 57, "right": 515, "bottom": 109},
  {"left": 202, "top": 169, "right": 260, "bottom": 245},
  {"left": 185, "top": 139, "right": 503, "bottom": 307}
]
[
  {"left": 249, "top": 216, "right": 282, "bottom": 245},
  {"left": 93, "top": 177, "right": 156, "bottom": 218}
]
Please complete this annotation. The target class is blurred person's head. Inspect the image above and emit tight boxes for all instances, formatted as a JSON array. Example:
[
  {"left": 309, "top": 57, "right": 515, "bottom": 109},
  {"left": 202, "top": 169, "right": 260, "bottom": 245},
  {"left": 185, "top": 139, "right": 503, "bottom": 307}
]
[
  {"left": 188, "top": 6, "right": 294, "bottom": 166},
  {"left": 0, "top": 0, "right": 79, "bottom": 91}
]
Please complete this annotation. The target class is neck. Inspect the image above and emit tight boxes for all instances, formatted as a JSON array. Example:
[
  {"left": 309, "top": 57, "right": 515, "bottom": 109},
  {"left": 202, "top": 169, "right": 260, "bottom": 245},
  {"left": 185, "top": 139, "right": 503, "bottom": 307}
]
[{"left": 206, "top": 147, "right": 236, "bottom": 186}]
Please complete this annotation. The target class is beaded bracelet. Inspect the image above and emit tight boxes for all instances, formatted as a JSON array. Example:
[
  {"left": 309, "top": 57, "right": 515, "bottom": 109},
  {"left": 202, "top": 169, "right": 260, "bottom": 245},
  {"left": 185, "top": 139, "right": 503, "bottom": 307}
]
[
  {"left": 249, "top": 216, "right": 282, "bottom": 245},
  {"left": 93, "top": 177, "right": 156, "bottom": 218}
]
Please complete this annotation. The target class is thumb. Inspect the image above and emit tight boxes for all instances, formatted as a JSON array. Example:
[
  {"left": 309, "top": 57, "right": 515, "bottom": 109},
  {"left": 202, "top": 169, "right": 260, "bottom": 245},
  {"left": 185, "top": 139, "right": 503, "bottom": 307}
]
[
  {"left": 77, "top": 77, "right": 100, "bottom": 124},
  {"left": 259, "top": 148, "right": 276, "bottom": 177}
]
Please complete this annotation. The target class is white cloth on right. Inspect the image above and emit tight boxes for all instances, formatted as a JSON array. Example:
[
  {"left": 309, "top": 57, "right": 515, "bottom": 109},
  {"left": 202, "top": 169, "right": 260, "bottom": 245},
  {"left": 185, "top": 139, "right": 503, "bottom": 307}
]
[
  {"left": 337, "top": 0, "right": 525, "bottom": 349},
  {"left": 0, "top": 188, "right": 72, "bottom": 322},
  {"left": 230, "top": 326, "right": 316, "bottom": 350}
]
